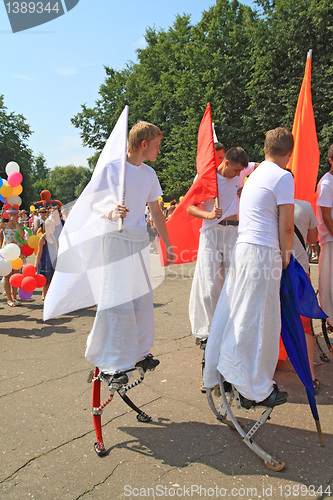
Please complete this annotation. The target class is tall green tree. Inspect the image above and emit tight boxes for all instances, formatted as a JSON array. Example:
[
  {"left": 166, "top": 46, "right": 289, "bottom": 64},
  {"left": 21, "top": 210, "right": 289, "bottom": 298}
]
[
  {"left": 47, "top": 165, "right": 92, "bottom": 205},
  {"left": 250, "top": 0, "right": 333, "bottom": 174},
  {"left": 72, "top": 0, "right": 332, "bottom": 196},
  {"left": 0, "top": 95, "right": 34, "bottom": 206}
]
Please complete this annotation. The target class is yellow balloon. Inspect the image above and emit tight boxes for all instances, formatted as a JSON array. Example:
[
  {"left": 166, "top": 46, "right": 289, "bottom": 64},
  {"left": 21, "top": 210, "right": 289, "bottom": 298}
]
[
  {"left": 158, "top": 196, "right": 163, "bottom": 201},
  {"left": 10, "top": 257, "right": 23, "bottom": 270},
  {"left": 12, "top": 184, "right": 23, "bottom": 196},
  {"left": 27, "top": 235, "right": 39, "bottom": 250},
  {"left": 30, "top": 205, "right": 36, "bottom": 212},
  {"left": 0, "top": 184, "right": 13, "bottom": 198}
]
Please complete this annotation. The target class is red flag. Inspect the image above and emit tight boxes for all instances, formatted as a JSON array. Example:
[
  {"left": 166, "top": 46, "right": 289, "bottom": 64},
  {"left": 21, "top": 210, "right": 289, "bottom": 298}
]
[
  {"left": 159, "top": 104, "right": 218, "bottom": 265},
  {"left": 288, "top": 50, "right": 320, "bottom": 210}
]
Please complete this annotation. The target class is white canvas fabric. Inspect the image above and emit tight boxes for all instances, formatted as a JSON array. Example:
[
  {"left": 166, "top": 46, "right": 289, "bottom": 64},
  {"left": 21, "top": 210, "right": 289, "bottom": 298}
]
[
  {"left": 43, "top": 106, "right": 164, "bottom": 321},
  {"left": 318, "top": 241, "right": 333, "bottom": 325},
  {"left": 189, "top": 225, "right": 238, "bottom": 339},
  {"left": 204, "top": 242, "right": 282, "bottom": 401},
  {"left": 85, "top": 237, "right": 154, "bottom": 373}
]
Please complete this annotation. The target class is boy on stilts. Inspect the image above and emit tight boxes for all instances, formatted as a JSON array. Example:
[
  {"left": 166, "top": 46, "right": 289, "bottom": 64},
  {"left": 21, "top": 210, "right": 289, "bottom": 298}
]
[
  {"left": 204, "top": 127, "right": 294, "bottom": 408},
  {"left": 85, "top": 121, "right": 175, "bottom": 386}
]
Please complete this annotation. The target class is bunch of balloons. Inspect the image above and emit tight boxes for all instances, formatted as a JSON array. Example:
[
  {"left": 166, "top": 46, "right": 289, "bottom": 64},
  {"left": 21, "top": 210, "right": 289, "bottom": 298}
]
[
  {"left": 0, "top": 242, "right": 24, "bottom": 276},
  {"left": 9, "top": 264, "right": 47, "bottom": 300},
  {"left": 0, "top": 161, "right": 23, "bottom": 209}
]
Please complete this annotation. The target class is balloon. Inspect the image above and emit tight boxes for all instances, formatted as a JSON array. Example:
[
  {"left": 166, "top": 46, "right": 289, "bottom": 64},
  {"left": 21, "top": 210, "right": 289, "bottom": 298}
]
[
  {"left": 0, "top": 258, "right": 12, "bottom": 276},
  {"left": 21, "top": 276, "right": 37, "bottom": 292},
  {"left": 12, "top": 184, "right": 23, "bottom": 196},
  {"left": 7, "top": 171, "right": 23, "bottom": 188},
  {"left": 27, "top": 235, "right": 39, "bottom": 250},
  {"left": 2, "top": 212, "right": 9, "bottom": 219},
  {"left": 7, "top": 195, "right": 22, "bottom": 206},
  {"left": 0, "top": 243, "right": 21, "bottom": 261},
  {"left": 0, "top": 184, "right": 13, "bottom": 199},
  {"left": 30, "top": 205, "right": 36, "bottom": 212},
  {"left": 22, "top": 264, "right": 36, "bottom": 277},
  {"left": 18, "top": 288, "right": 33, "bottom": 300},
  {"left": 10, "top": 258, "right": 23, "bottom": 271},
  {"left": 5, "top": 161, "right": 20, "bottom": 175},
  {"left": 0, "top": 177, "right": 3, "bottom": 188},
  {"left": 21, "top": 244, "right": 34, "bottom": 257},
  {"left": 9, "top": 273, "right": 23, "bottom": 287},
  {"left": 3, "top": 203, "right": 11, "bottom": 210},
  {"left": 35, "top": 274, "right": 47, "bottom": 288}
]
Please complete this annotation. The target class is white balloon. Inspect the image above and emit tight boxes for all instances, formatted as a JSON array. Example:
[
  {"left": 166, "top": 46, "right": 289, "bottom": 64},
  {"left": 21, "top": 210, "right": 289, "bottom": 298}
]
[
  {"left": 5, "top": 161, "right": 20, "bottom": 175},
  {"left": 0, "top": 258, "right": 12, "bottom": 277},
  {"left": 7, "top": 195, "right": 22, "bottom": 206},
  {"left": 0, "top": 243, "right": 21, "bottom": 261}
]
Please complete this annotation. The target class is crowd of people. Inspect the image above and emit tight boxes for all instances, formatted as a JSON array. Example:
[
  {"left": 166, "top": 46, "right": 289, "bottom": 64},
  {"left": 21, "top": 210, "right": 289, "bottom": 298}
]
[
  {"left": 0, "top": 204, "right": 68, "bottom": 305},
  {"left": 1, "top": 121, "right": 332, "bottom": 411}
]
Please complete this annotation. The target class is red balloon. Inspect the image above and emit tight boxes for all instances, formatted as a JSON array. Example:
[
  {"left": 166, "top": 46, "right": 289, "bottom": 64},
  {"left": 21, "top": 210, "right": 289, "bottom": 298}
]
[
  {"left": 3, "top": 213, "right": 9, "bottom": 219},
  {"left": 22, "top": 264, "right": 36, "bottom": 277},
  {"left": 21, "top": 276, "right": 37, "bottom": 292},
  {"left": 4, "top": 203, "right": 11, "bottom": 210},
  {"left": 9, "top": 274, "right": 23, "bottom": 288},
  {"left": 21, "top": 245, "right": 34, "bottom": 257},
  {"left": 35, "top": 274, "right": 47, "bottom": 288}
]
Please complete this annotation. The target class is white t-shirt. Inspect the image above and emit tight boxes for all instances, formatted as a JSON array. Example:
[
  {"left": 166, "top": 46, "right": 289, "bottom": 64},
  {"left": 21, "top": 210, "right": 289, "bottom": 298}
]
[
  {"left": 200, "top": 163, "right": 256, "bottom": 232},
  {"left": 293, "top": 199, "right": 318, "bottom": 273},
  {"left": 123, "top": 161, "right": 163, "bottom": 229},
  {"left": 316, "top": 171, "right": 333, "bottom": 244},
  {"left": 237, "top": 161, "right": 294, "bottom": 250}
]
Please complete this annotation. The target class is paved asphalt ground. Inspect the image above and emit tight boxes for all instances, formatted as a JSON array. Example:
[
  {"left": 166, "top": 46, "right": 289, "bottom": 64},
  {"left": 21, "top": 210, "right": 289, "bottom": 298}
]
[{"left": 0, "top": 259, "right": 332, "bottom": 500}]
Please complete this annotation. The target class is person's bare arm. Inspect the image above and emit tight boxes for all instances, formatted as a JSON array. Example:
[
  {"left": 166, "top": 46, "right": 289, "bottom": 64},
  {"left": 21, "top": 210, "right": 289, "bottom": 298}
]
[
  {"left": 34, "top": 236, "right": 45, "bottom": 269},
  {"left": 187, "top": 204, "right": 222, "bottom": 220},
  {"left": 320, "top": 206, "right": 333, "bottom": 237},
  {"left": 279, "top": 204, "right": 294, "bottom": 269},
  {"left": 306, "top": 227, "right": 318, "bottom": 245},
  {"left": 148, "top": 200, "right": 175, "bottom": 265}
]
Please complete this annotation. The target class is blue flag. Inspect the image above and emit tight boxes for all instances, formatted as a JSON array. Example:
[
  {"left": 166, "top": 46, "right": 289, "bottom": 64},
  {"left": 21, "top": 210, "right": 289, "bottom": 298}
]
[{"left": 280, "top": 255, "right": 327, "bottom": 421}]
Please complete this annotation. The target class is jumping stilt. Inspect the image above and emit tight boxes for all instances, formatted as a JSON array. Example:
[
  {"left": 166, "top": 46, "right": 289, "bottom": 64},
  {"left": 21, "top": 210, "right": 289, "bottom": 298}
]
[
  {"left": 206, "top": 373, "right": 286, "bottom": 471},
  {"left": 88, "top": 359, "right": 157, "bottom": 456}
]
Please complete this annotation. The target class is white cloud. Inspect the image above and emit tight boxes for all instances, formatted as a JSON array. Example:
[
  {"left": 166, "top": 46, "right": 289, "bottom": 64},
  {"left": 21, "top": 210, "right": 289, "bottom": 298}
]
[
  {"left": 13, "top": 74, "right": 37, "bottom": 82},
  {"left": 52, "top": 61, "right": 99, "bottom": 77},
  {"left": 53, "top": 65, "right": 78, "bottom": 77}
]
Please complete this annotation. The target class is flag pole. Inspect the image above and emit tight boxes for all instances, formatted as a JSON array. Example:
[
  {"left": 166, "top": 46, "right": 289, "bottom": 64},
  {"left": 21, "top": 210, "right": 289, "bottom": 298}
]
[{"left": 118, "top": 105, "right": 129, "bottom": 233}]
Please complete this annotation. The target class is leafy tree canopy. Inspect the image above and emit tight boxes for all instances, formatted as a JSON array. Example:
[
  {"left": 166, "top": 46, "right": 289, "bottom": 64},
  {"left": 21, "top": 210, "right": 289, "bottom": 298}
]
[
  {"left": 72, "top": 0, "right": 333, "bottom": 197},
  {"left": 0, "top": 95, "right": 34, "bottom": 206}
]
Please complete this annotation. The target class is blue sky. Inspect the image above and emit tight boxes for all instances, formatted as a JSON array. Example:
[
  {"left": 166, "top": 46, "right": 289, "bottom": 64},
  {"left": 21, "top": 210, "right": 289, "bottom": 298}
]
[{"left": 1, "top": 0, "right": 255, "bottom": 170}]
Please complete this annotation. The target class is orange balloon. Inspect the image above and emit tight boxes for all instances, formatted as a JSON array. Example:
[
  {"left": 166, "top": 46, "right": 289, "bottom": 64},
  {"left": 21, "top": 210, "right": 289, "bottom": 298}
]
[
  {"left": 12, "top": 184, "right": 23, "bottom": 196},
  {"left": 10, "top": 257, "right": 23, "bottom": 270}
]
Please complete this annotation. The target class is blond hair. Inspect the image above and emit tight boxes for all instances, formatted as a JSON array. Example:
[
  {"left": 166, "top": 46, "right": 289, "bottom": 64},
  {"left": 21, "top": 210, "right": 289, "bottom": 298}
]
[
  {"left": 128, "top": 121, "right": 162, "bottom": 153},
  {"left": 264, "top": 127, "right": 294, "bottom": 157}
]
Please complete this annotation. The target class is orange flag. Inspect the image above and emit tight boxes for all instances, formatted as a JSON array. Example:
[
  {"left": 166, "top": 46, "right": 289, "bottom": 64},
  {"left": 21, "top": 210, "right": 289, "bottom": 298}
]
[
  {"left": 288, "top": 50, "right": 320, "bottom": 210},
  {"left": 159, "top": 103, "right": 218, "bottom": 265}
]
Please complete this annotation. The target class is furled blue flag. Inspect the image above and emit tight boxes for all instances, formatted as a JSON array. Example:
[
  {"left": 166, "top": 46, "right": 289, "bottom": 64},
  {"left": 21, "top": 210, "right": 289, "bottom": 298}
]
[{"left": 280, "top": 255, "right": 327, "bottom": 422}]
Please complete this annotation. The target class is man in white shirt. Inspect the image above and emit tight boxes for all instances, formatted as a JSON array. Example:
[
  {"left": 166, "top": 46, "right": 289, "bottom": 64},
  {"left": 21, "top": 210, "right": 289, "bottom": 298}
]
[
  {"left": 316, "top": 144, "right": 333, "bottom": 330},
  {"left": 204, "top": 127, "right": 294, "bottom": 409},
  {"left": 187, "top": 147, "right": 249, "bottom": 341},
  {"left": 85, "top": 122, "right": 175, "bottom": 387}
]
